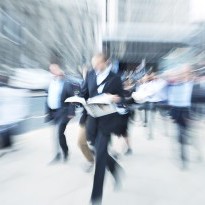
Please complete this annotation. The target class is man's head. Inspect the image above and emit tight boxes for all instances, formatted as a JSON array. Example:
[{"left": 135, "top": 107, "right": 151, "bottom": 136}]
[
  {"left": 91, "top": 53, "right": 109, "bottom": 72},
  {"left": 49, "top": 64, "right": 64, "bottom": 77},
  {"left": 165, "top": 64, "right": 192, "bottom": 82}
]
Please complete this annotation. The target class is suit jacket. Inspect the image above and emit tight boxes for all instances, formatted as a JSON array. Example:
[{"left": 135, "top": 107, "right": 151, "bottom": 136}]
[
  {"left": 80, "top": 70, "right": 124, "bottom": 136},
  {"left": 81, "top": 70, "right": 123, "bottom": 99},
  {"left": 45, "top": 80, "right": 75, "bottom": 123},
  {"left": 60, "top": 81, "right": 76, "bottom": 122}
]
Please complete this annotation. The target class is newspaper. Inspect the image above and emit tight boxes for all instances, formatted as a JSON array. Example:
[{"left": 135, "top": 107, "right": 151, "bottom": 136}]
[{"left": 65, "top": 94, "right": 117, "bottom": 118}]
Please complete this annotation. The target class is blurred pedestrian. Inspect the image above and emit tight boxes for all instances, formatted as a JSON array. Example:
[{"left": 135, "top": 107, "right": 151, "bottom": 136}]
[
  {"left": 46, "top": 63, "right": 75, "bottom": 163},
  {"left": 111, "top": 78, "right": 135, "bottom": 156},
  {"left": 132, "top": 72, "right": 168, "bottom": 138},
  {"left": 80, "top": 53, "right": 124, "bottom": 205},
  {"left": 165, "top": 64, "right": 193, "bottom": 169}
]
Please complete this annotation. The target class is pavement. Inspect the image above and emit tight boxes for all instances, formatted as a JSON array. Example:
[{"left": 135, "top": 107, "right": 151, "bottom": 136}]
[{"left": 0, "top": 114, "right": 205, "bottom": 205}]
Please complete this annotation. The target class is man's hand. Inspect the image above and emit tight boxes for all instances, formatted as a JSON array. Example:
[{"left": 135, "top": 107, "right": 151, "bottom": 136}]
[
  {"left": 67, "top": 115, "right": 74, "bottom": 119},
  {"left": 132, "top": 92, "right": 146, "bottom": 103},
  {"left": 107, "top": 94, "right": 121, "bottom": 103}
]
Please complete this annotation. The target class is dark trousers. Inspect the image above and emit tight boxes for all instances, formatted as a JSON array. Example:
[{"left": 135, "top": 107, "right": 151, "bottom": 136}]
[
  {"left": 91, "top": 131, "right": 117, "bottom": 204},
  {"left": 86, "top": 116, "right": 119, "bottom": 204},
  {"left": 170, "top": 107, "right": 190, "bottom": 162},
  {"left": 51, "top": 109, "right": 70, "bottom": 155},
  {"left": 58, "top": 120, "right": 70, "bottom": 155}
]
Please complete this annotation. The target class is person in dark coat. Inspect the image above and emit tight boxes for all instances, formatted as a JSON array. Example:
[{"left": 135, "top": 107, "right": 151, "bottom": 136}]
[
  {"left": 46, "top": 63, "right": 75, "bottom": 162},
  {"left": 80, "top": 53, "right": 124, "bottom": 205}
]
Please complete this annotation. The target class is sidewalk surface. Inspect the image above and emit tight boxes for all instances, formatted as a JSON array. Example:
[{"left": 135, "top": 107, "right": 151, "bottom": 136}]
[{"left": 0, "top": 116, "right": 205, "bottom": 205}]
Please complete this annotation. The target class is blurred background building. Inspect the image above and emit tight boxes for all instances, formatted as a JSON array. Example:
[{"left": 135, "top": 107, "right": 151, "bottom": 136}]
[
  {"left": 0, "top": 0, "right": 102, "bottom": 135},
  {"left": 0, "top": 0, "right": 101, "bottom": 81},
  {"left": 0, "top": 0, "right": 205, "bottom": 82},
  {"left": 102, "top": 0, "right": 205, "bottom": 71},
  {"left": 1, "top": 3, "right": 205, "bottom": 202}
]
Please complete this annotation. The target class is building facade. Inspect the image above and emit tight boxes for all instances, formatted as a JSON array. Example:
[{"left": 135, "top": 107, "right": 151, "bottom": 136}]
[{"left": 0, "top": 0, "right": 101, "bottom": 77}]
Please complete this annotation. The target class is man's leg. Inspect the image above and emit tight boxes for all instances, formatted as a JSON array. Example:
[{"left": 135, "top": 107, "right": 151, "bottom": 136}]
[
  {"left": 179, "top": 109, "right": 190, "bottom": 168},
  {"left": 124, "top": 135, "right": 132, "bottom": 155},
  {"left": 78, "top": 125, "right": 94, "bottom": 163},
  {"left": 91, "top": 131, "right": 122, "bottom": 204},
  {"left": 106, "top": 147, "right": 123, "bottom": 190},
  {"left": 51, "top": 122, "right": 61, "bottom": 162},
  {"left": 86, "top": 116, "right": 97, "bottom": 146},
  {"left": 91, "top": 132, "right": 110, "bottom": 205},
  {"left": 51, "top": 110, "right": 62, "bottom": 162},
  {"left": 144, "top": 102, "right": 149, "bottom": 127},
  {"left": 58, "top": 120, "right": 69, "bottom": 160}
]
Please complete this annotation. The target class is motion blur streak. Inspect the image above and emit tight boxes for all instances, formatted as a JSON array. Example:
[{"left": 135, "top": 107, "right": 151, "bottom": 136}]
[{"left": 1, "top": 1, "right": 205, "bottom": 205}]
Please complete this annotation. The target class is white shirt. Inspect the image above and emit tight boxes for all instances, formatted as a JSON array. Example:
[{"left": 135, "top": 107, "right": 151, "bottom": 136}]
[
  {"left": 96, "top": 64, "right": 112, "bottom": 94},
  {"left": 47, "top": 78, "right": 64, "bottom": 109},
  {"left": 95, "top": 65, "right": 127, "bottom": 115},
  {"left": 146, "top": 79, "right": 167, "bottom": 102},
  {"left": 133, "top": 79, "right": 167, "bottom": 103}
]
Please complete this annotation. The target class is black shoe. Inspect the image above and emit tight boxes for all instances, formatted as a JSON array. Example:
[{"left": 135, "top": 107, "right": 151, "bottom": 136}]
[
  {"left": 111, "top": 150, "right": 120, "bottom": 160},
  {"left": 63, "top": 151, "right": 69, "bottom": 162},
  {"left": 180, "top": 160, "right": 188, "bottom": 170},
  {"left": 49, "top": 153, "right": 61, "bottom": 164},
  {"left": 90, "top": 198, "right": 102, "bottom": 205},
  {"left": 82, "top": 162, "right": 94, "bottom": 173},
  {"left": 125, "top": 148, "right": 132, "bottom": 155},
  {"left": 113, "top": 165, "right": 125, "bottom": 191}
]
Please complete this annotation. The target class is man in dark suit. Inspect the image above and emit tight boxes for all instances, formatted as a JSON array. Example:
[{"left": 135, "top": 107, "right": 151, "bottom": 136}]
[
  {"left": 46, "top": 63, "right": 75, "bottom": 162},
  {"left": 81, "top": 53, "right": 123, "bottom": 205}
]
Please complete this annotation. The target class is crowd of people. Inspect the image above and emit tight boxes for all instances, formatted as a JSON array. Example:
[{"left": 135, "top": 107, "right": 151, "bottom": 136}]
[
  {"left": 45, "top": 52, "right": 205, "bottom": 205},
  {"left": 0, "top": 52, "right": 203, "bottom": 204}
]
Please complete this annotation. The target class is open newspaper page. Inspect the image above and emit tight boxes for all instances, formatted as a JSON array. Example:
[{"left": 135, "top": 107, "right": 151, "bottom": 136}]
[
  {"left": 65, "top": 94, "right": 117, "bottom": 118},
  {"left": 87, "top": 94, "right": 111, "bottom": 104},
  {"left": 65, "top": 96, "right": 86, "bottom": 105}
]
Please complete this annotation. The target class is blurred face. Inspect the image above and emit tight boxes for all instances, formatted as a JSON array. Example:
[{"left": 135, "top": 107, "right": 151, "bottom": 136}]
[
  {"left": 91, "top": 56, "right": 107, "bottom": 72},
  {"left": 181, "top": 65, "right": 192, "bottom": 80},
  {"left": 49, "top": 64, "right": 64, "bottom": 77},
  {"left": 165, "top": 64, "right": 192, "bottom": 82}
]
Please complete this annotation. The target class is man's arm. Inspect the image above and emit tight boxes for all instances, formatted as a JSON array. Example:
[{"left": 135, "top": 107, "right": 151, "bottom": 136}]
[
  {"left": 115, "top": 75, "right": 124, "bottom": 98},
  {"left": 61, "top": 82, "right": 70, "bottom": 107},
  {"left": 107, "top": 75, "right": 125, "bottom": 103},
  {"left": 61, "top": 81, "right": 75, "bottom": 118},
  {"left": 44, "top": 86, "right": 53, "bottom": 122},
  {"left": 80, "top": 72, "right": 89, "bottom": 100}
]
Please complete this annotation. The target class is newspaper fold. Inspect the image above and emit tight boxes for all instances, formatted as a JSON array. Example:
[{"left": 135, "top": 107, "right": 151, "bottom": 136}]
[{"left": 65, "top": 94, "right": 117, "bottom": 118}]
